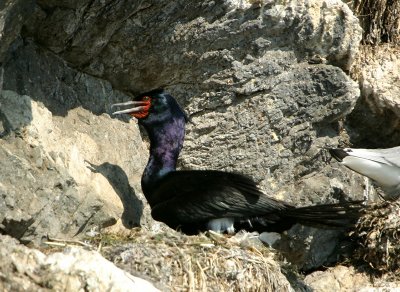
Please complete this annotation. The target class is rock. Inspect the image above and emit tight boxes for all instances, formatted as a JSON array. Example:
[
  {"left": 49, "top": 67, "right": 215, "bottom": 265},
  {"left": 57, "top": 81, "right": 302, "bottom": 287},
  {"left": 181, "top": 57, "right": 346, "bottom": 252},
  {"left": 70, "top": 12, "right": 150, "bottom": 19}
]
[
  {"left": 347, "top": 45, "right": 400, "bottom": 147},
  {"left": 0, "top": 234, "right": 160, "bottom": 292},
  {"left": 304, "top": 265, "right": 368, "bottom": 291},
  {"left": 360, "top": 46, "right": 400, "bottom": 115},
  {"left": 0, "top": 89, "right": 150, "bottom": 245},
  {"left": 304, "top": 265, "right": 400, "bottom": 292},
  {"left": 2, "top": 41, "right": 128, "bottom": 116},
  {"left": 272, "top": 226, "right": 347, "bottom": 272},
  {"left": 0, "top": 0, "right": 35, "bottom": 62},
  {"left": 181, "top": 66, "right": 362, "bottom": 206},
  {"left": 26, "top": 0, "right": 361, "bottom": 88},
  {"left": 259, "top": 231, "right": 281, "bottom": 246}
]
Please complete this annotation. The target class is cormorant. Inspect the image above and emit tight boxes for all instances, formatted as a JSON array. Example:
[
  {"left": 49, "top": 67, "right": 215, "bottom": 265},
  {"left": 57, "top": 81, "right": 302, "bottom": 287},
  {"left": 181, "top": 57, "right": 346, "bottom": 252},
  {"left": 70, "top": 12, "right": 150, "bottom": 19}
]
[
  {"left": 330, "top": 147, "right": 400, "bottom": 201},
  {"left": 112, "top": 89, "right": 363, "bottom": 234}
]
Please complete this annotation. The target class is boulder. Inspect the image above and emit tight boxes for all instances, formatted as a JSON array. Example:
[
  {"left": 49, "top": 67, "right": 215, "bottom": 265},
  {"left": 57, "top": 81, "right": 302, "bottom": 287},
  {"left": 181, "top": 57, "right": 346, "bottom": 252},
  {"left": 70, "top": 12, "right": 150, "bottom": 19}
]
[
  {"left": 0, "top": 234, "right": 160, "bottom": 292},
  {"left": 0, "top": 89, "right": 150, "bottom": 245},
  {"left": 305, "top": 265, "right": 400, "bottom": 292},
  {"left": 0, "top": 0, "right": 35, "bottom": 62},
  {"left": 347, "top": 45, "right": 400, "bottom": 147}
]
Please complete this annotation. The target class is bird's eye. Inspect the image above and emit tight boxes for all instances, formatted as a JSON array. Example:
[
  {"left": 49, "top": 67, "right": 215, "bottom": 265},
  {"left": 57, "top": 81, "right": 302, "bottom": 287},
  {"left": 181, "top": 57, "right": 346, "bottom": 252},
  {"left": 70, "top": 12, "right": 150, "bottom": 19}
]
[{"left": 143, "top": 96, "right": 150, "bottom": 101}]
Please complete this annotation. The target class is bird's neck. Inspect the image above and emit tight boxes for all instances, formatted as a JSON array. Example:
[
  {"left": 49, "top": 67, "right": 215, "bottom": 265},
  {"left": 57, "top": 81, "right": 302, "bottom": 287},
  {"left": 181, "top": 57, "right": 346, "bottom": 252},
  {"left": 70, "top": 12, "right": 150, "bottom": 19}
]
[{"left": 141, "top": 116, "right": 186, "bottom": 195}]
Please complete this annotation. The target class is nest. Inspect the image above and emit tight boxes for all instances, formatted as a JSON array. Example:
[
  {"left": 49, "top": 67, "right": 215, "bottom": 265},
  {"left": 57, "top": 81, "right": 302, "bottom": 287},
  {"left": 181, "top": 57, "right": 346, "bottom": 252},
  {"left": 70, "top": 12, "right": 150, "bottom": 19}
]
[
  {"left": 350, "top": 201, "right": 400, "bottom": 274},
  {"left": 95, "top": 229, "right": 292, "bottom": 292},
  {"left": 352, "top": 0, "right": 400, "bottom": 45}
]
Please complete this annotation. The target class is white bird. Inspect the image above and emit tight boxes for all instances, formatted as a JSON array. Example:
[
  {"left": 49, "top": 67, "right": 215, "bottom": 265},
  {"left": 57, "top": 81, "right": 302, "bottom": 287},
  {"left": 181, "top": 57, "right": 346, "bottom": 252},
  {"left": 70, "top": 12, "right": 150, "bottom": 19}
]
[{"left": 329, "top": 147, "right": 400, "bottom": 201}]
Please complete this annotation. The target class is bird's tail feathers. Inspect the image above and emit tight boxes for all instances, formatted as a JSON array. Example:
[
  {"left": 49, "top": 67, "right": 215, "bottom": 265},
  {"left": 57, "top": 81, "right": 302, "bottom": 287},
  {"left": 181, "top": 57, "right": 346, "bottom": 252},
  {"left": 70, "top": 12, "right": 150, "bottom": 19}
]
[
  {"left": 329, "top": 148, "right": 349, "bottom": 162},
  {"left": 284, "top": 200, "right": 365, "bottom": 229}
]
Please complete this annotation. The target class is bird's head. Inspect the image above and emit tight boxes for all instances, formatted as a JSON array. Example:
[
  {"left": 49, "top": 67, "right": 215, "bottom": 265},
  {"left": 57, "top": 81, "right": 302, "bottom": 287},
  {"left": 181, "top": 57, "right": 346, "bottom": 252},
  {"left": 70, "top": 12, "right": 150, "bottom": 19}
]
[{"left": 112, "top": 89, "right": 188, "bottom": 126}]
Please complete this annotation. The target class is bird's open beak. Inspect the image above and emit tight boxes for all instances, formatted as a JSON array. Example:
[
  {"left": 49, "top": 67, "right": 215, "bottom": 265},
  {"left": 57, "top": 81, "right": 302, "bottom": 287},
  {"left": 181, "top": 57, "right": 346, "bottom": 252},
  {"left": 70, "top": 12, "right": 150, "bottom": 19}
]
[{"left": 111, "top": 100, "right": 150, "bottom": 115}]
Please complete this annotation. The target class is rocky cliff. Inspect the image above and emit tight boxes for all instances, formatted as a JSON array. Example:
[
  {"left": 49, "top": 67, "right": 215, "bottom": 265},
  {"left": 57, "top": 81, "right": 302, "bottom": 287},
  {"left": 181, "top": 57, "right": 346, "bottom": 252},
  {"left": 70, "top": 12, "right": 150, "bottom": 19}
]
[{"left": 1, "top": 0, "right": 399, "bottom": 291}]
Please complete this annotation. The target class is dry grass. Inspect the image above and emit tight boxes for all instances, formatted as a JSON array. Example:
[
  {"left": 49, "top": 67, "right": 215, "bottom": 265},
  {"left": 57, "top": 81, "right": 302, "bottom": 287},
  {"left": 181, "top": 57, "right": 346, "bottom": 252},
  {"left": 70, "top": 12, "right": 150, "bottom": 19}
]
[
  {"left": 350, "top": 201, "right": 400, "bottom": 275},
  {"left": 92, "top": 229, "right": 292, "bottom": 292},
  {"left": 351, "top": 0, "right": 400, "bottom": 45},
  {"left": 349, "top": 43, "right": 400, "bottom": 81}
]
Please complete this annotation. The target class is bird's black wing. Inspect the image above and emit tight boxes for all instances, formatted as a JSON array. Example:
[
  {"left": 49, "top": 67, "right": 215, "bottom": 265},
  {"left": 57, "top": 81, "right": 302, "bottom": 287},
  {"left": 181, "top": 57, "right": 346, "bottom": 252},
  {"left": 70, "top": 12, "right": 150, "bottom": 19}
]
[{"left": 148, "top": 170, "right": 291, "bottom": 227}]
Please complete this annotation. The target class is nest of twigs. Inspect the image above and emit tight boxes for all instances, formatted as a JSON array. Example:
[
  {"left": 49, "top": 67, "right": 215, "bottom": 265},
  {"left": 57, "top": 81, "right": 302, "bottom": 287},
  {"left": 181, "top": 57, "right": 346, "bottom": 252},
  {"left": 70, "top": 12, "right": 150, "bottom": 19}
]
[
  {"left": 352, "top": 0, "right": 400, "bottom": 45},
  {"left": 95, "top": 229, "right": 292, "bottom": 292},
  {"left": 350, "top": 201, "right": 400, "bottom": 274}
]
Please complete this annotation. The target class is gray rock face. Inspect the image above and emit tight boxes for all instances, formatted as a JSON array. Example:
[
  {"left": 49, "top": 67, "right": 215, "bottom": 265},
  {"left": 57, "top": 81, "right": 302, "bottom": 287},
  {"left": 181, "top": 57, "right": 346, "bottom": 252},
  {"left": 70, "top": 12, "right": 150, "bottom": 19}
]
[
  {"left": 28, "top": 0, "right": 361, "bottom": 89},
  {"left": 0, "top": 87, "right": 150, "bottom": 244},
  {"left": 347, "top": 45, "right": 400, "bottom": 147},
  {"left": 0, "top": 1, "right": 35, "bottom": 62},
  {"left": 0, "top": 234, "right": 160, "bottom": 292},
  {"left": 0, "top": 0, "right": 367, "bottom": 271},
  {"left": 2, "top": 41, "right": 127, "bottom": 116},
  {"left": 182, "top": 65, "right": 362, "bottom": 206},
  {"left": 304, "top": 265, "right": 400, "bottom": 291}
]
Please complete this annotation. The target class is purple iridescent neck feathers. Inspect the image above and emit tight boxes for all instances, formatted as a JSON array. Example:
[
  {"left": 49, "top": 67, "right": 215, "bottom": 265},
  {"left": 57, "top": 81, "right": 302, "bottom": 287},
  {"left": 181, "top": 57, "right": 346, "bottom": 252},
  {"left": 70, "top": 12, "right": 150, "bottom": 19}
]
[{"left": 139, "top": 96, "right": 186, "bottom": 196}]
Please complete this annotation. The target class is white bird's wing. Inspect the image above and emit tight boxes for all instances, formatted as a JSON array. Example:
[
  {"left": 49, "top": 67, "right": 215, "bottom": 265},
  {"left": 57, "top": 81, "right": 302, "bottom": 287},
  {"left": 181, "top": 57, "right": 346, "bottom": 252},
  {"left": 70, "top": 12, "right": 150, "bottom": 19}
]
[{"left": 344, "top": 146, "right": 400, "bottom": 167}]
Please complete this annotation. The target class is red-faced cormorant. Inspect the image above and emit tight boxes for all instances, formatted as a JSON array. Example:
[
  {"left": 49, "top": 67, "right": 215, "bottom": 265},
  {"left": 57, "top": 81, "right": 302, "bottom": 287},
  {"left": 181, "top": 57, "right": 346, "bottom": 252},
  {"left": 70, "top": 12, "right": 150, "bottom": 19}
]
[{"left": 112, "top": 89, "right": 363, "bottom": 234}]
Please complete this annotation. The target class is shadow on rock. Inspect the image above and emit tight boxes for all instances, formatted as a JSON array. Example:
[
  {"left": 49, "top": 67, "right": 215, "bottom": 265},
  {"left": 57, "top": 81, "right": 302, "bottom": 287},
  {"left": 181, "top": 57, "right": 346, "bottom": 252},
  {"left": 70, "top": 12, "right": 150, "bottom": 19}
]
[
  {"left": 0, "top": 89, "right": 33, "bottom": 138},
  {"left": 86, "top": 161, "right": 144, "bottom": 229},
  {"left": 2, "top": 42, "right": 128, "bottom": 117}
]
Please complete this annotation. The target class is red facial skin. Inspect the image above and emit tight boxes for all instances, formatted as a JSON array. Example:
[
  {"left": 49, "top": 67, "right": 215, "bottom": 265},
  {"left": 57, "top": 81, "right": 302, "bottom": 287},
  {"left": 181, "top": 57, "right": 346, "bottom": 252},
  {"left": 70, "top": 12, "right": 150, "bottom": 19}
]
[{"left": 130, "top": 96, "right": 151, "bottom": 119}]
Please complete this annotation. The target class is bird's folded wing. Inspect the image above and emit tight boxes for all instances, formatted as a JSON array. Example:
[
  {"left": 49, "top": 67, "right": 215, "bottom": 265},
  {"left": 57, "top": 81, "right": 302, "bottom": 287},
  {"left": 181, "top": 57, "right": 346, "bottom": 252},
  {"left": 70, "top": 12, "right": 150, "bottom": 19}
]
[
  {"left": 348, "top": 147, "right": 400, "bottom": 167},
  {"left": 149, "top": 170, "right": 291, "bottom": 224}
]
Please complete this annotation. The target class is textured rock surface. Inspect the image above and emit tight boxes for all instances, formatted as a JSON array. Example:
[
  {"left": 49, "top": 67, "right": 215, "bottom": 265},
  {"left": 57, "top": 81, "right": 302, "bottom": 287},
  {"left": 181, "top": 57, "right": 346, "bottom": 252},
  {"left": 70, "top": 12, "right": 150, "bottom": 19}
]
[
  {"left": 27, "top": 0, "right": 361, "bottom": 89},
  {"left": 360, "top": 46, "right": 400, "bottom": 115},
  {"left": 0, "top": 1, "right": 35, "bottom": 62},
  {"left": 0, "top": 0, "right": 367, "bottom": 273},
  {"left": 3, "top": 41, "right": 128, "bottom": 116},
  {"left": 182, "top": 66, "right": 362, "bottom": 205},
  {"left": 304, "top": 265, "right": 400, "bottom": 292},
  {"left": 0, "top": 234, "right": 160, "bottom": 292},
  {"left": 0, "top": 88, "right": 150, "bottom": 244},
  {"left": 347, "top": 45, "right": 400, "bottom": 147}
]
